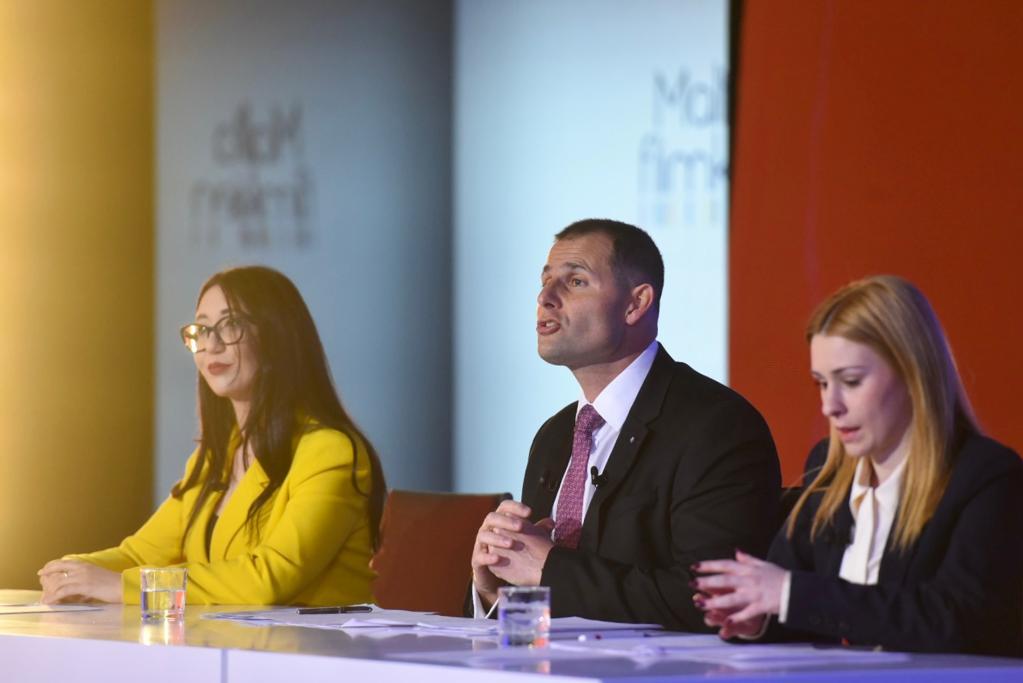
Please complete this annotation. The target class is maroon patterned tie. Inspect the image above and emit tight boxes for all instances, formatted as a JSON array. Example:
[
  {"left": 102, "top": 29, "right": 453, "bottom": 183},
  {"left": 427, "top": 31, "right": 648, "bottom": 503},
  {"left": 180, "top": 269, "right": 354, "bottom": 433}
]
[{"left": 553, "top": 404, "right": 605, "bottom": 549}]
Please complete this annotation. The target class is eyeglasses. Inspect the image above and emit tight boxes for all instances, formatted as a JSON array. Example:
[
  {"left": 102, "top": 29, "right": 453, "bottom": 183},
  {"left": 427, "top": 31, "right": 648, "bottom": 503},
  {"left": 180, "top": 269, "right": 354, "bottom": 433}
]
[{"left": 180, "top": 315, "right": 249, "bottom": 354}]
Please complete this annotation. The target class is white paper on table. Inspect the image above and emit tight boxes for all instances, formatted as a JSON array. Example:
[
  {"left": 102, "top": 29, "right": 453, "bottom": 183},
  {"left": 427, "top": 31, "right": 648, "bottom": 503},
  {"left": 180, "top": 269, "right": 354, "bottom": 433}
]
[
  {"left": 666, "top": 644, "right": 910, "bottom": 670},
  {"left": 201, "top": 606, "right": 426, "bottom": 629},
  {"left": 342, "top": 627, "right": 460, "bottom": 641},
  {"left": 202, "top": 606, "right": 661, "bottom": 638},
  {"left": 547, "top": 617, "right": 662, "bottom": 639},
  {"left": 202, "top": 606, "right": 664, "bottom": 645},
  {"left": 389, "top": 646, "right": 622, "bottom": 666},
  {"left": 551, "top": 633, "right": 721, "bottom": 654},
  {"left": 407, "top": 615, "right": 662, "bottom": 638},
  {"left": 553, "top": 635, "right": 910, "bottom": 670},
  {"left": 0, "top": 604, "right": 103, "bottom": 615},
  {"left": 390, "top": 634, "right": 714, "bottom": 666}
]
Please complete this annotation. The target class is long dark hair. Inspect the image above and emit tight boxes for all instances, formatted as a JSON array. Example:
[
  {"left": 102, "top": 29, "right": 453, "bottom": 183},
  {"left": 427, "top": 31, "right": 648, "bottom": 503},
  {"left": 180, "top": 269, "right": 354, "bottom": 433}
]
[{"left": 172, "top": 265, "right": 386, "bottom": 549}]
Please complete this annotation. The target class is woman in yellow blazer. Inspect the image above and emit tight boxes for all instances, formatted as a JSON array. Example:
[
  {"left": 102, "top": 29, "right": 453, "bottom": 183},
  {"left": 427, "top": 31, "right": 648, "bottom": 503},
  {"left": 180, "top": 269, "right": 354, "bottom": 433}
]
[{"left": 38, "top": 265, "right": 386, "bottom": 605}]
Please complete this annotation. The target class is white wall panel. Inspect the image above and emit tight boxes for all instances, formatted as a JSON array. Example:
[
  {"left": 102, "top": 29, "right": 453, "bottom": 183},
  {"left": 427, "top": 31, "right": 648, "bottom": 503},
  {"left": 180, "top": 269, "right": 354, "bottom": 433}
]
[
  {"left": 156, "top": 0, "right": 453, "bottom": 497},
  {"left": 454, "top": 0, "right": 729, "bottom": 493}
]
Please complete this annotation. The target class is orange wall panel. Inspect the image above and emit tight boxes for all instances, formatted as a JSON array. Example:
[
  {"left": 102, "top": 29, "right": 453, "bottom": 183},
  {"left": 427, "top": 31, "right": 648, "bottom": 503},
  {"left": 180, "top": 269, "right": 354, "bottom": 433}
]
[{"left": 731, "top": 1, "right": 1023, "bottom": 483}]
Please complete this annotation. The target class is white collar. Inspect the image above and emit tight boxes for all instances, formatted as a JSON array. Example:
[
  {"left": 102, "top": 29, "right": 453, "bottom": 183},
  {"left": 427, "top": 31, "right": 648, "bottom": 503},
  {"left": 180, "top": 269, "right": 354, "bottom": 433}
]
[
  {"left": 576, "top": 340, "right": 659, "bottom": 430},
  {"left": 849, "top": 453, "right": 908, "bottom": 514}
]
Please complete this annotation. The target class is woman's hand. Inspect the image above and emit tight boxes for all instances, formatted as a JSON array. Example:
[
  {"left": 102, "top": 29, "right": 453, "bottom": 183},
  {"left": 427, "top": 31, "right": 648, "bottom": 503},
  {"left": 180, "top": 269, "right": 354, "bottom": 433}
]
[
  {"left": 38, "top": 560, "right": 123, "bottom": 604},
  {"left": 696, "top": 582, "right": 766, "bottom": 639},
  {"left": 692, "top": 550, "right": 789, "bottom": 639}
]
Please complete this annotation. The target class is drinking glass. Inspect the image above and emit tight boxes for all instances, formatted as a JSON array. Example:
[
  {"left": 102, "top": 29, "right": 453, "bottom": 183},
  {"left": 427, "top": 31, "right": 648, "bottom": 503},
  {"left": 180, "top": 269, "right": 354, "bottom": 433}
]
[
  {"left": 497, "top": 586, "right": 550, "bottom": 647},
  {"left": 140, "top": 567, "right": 187, "bottom": 622}
]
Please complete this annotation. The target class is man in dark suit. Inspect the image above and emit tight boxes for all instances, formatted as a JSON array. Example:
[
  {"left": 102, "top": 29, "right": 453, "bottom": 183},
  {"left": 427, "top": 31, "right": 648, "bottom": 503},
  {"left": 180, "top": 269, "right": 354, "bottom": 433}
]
[{"left": 470, "top": 219, "right": 781, "bottom": 630}]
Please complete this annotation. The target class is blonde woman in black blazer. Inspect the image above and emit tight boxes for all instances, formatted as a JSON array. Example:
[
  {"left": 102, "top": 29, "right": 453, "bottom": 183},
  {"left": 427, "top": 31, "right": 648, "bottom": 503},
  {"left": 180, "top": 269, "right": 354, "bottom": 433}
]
[{"left": 692, "top": 275, "right": 1022, "bottom": 656}]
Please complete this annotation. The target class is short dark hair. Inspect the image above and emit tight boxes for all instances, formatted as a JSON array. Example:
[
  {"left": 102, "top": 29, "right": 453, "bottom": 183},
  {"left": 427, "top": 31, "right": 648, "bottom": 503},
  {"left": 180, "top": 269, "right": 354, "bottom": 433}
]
[{"left": 555, "top": 219, "right": 664, "bottom": 306}]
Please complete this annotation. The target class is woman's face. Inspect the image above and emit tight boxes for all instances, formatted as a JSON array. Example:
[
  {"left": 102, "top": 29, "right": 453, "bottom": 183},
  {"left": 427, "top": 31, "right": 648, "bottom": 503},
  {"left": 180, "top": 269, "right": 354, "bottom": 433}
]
[
  {"left": 810, "top": 334, "right": 913, "bottom": 465},
  {"left": 193, "top": 285, "right": 259, "bottom": 405}
]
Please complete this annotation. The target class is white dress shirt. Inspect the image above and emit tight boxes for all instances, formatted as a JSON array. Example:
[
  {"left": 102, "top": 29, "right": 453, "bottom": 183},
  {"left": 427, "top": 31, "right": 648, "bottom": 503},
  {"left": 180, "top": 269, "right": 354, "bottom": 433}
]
[
  {"left": 838, "top": 455, "right": 906, "bottom": 584},
  {"left": 779, "top": 455, "right": 906, "bottom": 623},
  {"left": 550, "top": 339, "right": 659, "bottom": 522},
  {"left": 473, "top": 340, "right": 659, "bottom": 617}
]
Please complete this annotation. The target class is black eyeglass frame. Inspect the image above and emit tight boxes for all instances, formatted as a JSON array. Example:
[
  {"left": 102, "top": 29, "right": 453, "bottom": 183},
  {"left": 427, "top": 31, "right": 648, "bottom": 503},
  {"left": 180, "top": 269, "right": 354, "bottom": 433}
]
[{"left": 179, "top": 315, "right": 251, "bottom": 354}]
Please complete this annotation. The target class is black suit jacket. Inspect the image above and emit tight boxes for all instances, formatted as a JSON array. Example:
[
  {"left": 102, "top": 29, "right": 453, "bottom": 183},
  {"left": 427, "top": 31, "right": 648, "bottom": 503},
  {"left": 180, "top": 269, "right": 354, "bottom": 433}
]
[
  {"left": 769, "top": 434, "right": 1023, "bottom": 656},
  {"left": 522, "top": 344, "right": 780, "bottom": 630}
]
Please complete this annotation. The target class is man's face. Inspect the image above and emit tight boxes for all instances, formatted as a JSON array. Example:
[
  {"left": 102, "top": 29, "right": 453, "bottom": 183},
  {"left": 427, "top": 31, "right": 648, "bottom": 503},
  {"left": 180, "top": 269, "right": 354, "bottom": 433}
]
[{"left": 536, "top": 233, "right": 631, "bottom": 370}]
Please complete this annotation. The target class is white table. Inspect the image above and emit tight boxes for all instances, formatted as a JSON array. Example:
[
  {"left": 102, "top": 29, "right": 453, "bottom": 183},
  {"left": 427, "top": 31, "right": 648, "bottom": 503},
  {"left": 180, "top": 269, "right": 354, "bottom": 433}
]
[{"left": 1, "top": 592, "right": 1020, "bottom": 682}]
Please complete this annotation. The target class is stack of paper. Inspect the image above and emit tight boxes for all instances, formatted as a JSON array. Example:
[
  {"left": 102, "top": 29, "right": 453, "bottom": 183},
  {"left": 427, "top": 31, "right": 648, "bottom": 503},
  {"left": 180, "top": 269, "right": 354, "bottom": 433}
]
[{"left": 202, "top": 606, "right": 662, "bottom": 640}]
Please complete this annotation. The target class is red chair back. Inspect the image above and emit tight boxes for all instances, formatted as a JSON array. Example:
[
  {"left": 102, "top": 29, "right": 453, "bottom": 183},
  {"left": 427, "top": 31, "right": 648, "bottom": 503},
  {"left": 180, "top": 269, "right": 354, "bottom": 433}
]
[{"left": 371, "top": 490, "right": 510, "bottom": 616}]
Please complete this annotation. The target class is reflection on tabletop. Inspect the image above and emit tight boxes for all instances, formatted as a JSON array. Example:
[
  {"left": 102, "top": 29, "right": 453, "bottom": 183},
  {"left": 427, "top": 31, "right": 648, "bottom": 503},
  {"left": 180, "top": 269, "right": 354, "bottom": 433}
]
[
  {"left": 0, "top": 590, "right": 471, "bottom": 658},
  {"left": 3, "top": 590, "right": 1021, "bottom": 679}
]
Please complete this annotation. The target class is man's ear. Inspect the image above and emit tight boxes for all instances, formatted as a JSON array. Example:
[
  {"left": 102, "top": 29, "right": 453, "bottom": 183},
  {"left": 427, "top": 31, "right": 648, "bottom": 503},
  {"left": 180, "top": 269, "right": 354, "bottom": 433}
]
[{"left": 624, "top": 283, "right": 655, "bottom": 325}]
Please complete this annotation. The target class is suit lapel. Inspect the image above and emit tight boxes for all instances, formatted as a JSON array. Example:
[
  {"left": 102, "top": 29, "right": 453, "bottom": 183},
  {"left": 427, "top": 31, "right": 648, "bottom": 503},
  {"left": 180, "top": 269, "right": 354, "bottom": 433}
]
[
  {"left": 813, "top": 480, "right": 916, "bottom": 586},
  {"left": 878, "top": 507, "right": 914, "bottom": 585},
  {"left": 580, "top": 345, "right": 674, "bottom": 549},
  {"left": 530, "top": 408, "right": 576, "bottom": 519},
  {"left": 211, "top": 456, "right": 270, "bottom": 559},
  {"left": 817, "top": 494, "right": 854, "bottom": 576}
]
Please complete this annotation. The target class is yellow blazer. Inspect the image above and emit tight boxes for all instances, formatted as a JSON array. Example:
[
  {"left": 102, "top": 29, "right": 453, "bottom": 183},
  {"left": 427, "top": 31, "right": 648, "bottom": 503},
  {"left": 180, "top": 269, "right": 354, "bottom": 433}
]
[{"left": 70, "top": 426, "right": 376, "bottom": 605}]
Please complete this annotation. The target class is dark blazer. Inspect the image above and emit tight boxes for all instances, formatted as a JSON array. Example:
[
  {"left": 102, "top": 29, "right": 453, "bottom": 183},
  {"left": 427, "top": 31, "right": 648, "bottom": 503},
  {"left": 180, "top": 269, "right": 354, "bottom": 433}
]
[
  {"left": 769, "top": 434, "right": 1023, "bottom": 656},
  {"left": 522, "top": 344, "right": 780, "bottom": 631}
]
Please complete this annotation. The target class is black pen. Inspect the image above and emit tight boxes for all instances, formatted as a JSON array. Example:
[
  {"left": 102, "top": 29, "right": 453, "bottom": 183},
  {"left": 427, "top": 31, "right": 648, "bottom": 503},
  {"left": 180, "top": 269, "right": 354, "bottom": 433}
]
[{"left": 297, "top": 605, "right": 374, "bottom": 615}]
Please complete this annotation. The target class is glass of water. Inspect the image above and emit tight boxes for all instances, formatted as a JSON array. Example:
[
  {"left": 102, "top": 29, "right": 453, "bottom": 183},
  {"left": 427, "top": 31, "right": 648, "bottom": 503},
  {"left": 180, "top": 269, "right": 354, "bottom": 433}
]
[
  {"left": 498, "top": 586, "right": 550, "bottom": 647},
  {"left": 140, "top": 567, "right": 187, "bottom": 622}
]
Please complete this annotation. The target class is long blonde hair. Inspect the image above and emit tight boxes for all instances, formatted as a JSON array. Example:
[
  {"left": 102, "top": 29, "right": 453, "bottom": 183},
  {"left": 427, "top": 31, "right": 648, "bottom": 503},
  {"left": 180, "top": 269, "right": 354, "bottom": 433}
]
[{"left": 788, "top": 275, "right": 978, "bottom": 550}]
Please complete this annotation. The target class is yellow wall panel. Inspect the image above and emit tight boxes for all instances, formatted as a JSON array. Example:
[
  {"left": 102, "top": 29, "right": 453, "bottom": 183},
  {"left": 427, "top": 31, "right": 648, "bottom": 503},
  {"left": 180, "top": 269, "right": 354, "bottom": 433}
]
[{"left": 0, "top": 1, "right": 153, "bottom": 588}]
